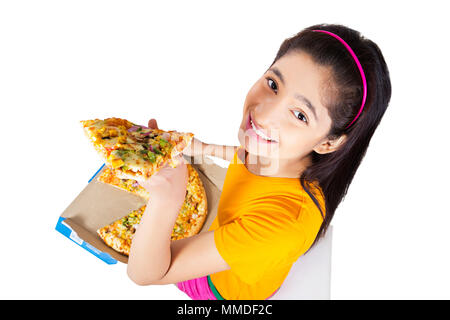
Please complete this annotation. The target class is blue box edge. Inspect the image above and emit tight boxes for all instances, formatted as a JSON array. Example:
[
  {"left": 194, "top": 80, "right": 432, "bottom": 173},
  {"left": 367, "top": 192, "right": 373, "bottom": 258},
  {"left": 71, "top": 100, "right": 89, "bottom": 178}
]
[{"left": 55, "top": 163, "right": 118, "bottom": 265}]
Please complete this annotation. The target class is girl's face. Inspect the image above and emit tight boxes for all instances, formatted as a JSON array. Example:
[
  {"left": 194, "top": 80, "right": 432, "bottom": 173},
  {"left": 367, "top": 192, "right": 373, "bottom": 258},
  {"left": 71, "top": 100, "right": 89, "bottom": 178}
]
[{"left": 238, "top": 51, "right": 338, "bottom": 174}]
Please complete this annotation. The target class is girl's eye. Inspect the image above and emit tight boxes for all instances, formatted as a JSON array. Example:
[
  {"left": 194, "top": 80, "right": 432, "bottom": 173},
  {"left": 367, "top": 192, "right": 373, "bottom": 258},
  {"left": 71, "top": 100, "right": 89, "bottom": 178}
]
[
  {"left": 266, "top": 77, "right": 278, "bottom": 93},
  {"left": 293, "top": 110, "right": 308, "bottom": 123}
]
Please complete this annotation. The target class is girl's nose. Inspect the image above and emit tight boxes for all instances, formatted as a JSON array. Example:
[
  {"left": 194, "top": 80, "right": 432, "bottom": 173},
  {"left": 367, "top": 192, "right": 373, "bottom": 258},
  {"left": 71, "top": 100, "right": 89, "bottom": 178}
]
[{"left": 254, "top": 104, "right": 282, "bottom": 130}]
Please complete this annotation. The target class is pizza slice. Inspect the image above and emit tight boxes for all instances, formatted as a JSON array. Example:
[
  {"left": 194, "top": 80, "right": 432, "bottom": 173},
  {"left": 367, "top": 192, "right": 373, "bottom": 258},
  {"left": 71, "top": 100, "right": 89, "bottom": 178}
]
[
  {"left": 81, "top": 117, "right": 194, "bottom": 180},
  {"left": 97, "top": 206, "right": 145, "bottom": 256}
]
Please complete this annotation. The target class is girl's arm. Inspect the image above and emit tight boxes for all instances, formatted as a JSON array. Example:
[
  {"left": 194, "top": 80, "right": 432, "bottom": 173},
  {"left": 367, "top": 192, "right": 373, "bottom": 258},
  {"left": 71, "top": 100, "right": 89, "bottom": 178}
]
[
  {"left": 152, "top": 230, "right": 229, "bottom": 285},
  {"left": 183, "top": 136, "right": 239, "bottom": 162},
  {"left": 202, "top": 143, "right": 240, "bottom": 163},
  {"left": 147, "top": 118, "right": 239, "bottom": 163},
  {"left": 126, "top": 155, "right": 230, "bottom": 285}
]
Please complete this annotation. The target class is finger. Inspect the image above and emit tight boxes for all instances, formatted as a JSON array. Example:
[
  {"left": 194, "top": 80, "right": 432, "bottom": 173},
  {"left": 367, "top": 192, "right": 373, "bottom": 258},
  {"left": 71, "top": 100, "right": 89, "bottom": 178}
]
[{"left": 148, "top": 119, "right": 159, "bottom": 129}]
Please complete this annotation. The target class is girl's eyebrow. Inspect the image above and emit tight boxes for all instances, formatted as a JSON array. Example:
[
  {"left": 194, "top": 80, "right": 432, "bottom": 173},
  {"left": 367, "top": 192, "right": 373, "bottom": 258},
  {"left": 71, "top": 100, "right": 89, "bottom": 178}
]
[{"left": 267, "top": 67, "right": 318, "bottom": 122}]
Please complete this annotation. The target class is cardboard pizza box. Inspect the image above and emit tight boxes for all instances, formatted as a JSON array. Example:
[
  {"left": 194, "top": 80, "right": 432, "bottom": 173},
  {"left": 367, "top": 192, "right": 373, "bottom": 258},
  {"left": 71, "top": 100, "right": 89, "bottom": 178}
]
[{"left": 55, "top": 155, "right": 228, "bottom": 264}]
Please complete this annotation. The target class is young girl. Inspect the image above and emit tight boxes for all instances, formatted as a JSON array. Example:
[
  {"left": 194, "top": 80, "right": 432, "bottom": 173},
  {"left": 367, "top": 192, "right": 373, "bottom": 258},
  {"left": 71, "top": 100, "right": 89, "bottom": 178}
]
[{"left": 126, "top": 23, "right": 392, "bottom": 300}]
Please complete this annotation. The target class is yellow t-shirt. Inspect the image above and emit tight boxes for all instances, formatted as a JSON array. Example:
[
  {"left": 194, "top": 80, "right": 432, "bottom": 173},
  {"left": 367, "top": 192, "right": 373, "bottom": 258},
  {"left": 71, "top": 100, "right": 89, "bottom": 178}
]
[{"left": 208, "top": 146, "right": 325, "bottom": 300}]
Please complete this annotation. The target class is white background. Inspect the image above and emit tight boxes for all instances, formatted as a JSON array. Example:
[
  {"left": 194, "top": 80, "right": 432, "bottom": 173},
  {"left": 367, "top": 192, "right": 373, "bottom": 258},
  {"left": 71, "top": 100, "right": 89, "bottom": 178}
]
[{"left": 1, "top": 0, "right": 449, "bottom": 299}]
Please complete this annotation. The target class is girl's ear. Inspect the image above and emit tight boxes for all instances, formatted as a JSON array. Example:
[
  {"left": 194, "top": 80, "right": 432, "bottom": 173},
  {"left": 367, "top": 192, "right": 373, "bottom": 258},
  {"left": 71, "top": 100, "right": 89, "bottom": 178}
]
[{"left": 313, "top": 134, "right": 347, "bottom": 155}]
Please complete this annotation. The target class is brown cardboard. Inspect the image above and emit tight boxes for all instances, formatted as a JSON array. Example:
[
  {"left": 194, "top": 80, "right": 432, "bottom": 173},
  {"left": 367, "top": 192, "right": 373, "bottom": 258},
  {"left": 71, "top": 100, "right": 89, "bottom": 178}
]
[{"left": 59, "top": 154, "right": 228, "bottom": 264}]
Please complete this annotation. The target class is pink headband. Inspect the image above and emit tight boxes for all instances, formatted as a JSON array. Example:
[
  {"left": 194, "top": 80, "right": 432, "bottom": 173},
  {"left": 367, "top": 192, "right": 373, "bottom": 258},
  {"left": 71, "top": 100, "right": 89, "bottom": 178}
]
[{"left": 312, "top": 29, "right": 367, "bottom": 129}]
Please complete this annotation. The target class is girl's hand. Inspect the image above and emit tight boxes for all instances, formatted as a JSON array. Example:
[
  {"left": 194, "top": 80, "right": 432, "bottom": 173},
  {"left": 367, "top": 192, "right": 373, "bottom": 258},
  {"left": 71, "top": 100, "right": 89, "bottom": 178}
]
[
  {"left": 138, "top": 154, "right": 188, "bottom": 206},
  {"left": 142, "top": 118, "right": 188, "bottom": 203}
]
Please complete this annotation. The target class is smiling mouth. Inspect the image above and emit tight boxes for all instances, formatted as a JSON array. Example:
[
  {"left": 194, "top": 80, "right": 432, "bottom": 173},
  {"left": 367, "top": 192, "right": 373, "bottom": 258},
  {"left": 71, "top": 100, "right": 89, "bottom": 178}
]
[{"left": 248, "top": 112, "right": 278, "bottom": 143}]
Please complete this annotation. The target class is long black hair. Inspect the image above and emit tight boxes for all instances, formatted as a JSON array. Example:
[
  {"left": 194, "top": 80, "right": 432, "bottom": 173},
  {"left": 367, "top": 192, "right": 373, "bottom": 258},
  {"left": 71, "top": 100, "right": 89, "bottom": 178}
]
[{"left": 263, "top": 23, "right": 392, "bottom": 249}]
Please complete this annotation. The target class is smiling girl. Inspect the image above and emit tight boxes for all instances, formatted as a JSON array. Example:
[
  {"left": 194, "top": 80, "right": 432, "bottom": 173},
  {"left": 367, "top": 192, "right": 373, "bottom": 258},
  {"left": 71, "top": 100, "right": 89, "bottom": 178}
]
[{"left": 126, "top": 23, "right": 392, "bottom": 300}]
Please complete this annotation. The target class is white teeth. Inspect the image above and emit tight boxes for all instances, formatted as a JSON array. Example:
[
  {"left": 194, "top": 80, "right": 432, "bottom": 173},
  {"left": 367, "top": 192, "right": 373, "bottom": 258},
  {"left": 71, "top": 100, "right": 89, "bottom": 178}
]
[{"left": 250, "top": 119, "right": 275, "bottom": 141}]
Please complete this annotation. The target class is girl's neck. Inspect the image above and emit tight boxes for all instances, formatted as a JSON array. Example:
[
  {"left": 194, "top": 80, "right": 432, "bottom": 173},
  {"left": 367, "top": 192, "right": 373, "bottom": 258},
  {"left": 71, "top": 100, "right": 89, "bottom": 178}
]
[{"left": 240, "top": 149, "right": 311, "bottom": 178}]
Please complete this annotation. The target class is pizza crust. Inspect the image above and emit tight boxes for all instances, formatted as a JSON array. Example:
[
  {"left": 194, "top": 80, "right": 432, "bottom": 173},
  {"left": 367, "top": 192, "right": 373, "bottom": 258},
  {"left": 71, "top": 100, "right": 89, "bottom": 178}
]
[
  {"left": 185, "top": 184, "right": 208, "bottom": 237},
  {"left": 97, "top": 225, "right": 131, "bottom": 256}
]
